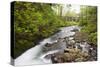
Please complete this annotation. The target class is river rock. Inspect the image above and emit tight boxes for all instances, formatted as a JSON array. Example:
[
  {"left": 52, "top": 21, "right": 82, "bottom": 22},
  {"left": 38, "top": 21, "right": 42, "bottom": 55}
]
[{"left": 74, "top": 31, "right": 88, "bottom": 42}]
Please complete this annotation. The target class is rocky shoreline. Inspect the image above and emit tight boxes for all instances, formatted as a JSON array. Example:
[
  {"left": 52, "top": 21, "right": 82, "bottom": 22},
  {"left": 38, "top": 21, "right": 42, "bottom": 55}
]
[{"left": 44, "top": 30, "right": 97, "bottom": 63}]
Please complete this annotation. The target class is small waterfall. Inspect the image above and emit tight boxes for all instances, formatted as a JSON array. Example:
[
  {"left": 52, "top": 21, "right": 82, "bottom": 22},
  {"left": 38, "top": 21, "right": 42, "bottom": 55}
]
[{"left": 15, "top": 26, "right": 80, "bottom": 66}]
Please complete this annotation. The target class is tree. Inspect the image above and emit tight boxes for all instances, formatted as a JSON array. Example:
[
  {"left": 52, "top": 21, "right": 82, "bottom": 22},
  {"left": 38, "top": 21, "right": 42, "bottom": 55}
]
[
  {"left": 13, "top": 2, "right": 68, "bottom": 58},
  {"left": 79, "top": 6, "right": 97, "bottom": 45}
]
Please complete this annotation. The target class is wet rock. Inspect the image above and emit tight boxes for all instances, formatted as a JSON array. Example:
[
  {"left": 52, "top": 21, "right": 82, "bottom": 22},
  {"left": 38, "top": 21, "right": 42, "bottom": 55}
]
[
  {"left": 51, "top": 52, "right": 65, "bottom": 63},
  {"left": 51, "top": 48, "right": 90, "bottom": 63},
  {"left": 43, "top": 30, "right": 97, "bottom": 63},
  {"left": 67, "top": 40, "right": 76, "bottom": 48},
  {"left": 75, "top": 58, "right": 84, "bottom": 62},
  {"left": 74, "top": 32, "right": 88, "bottom": 42},
  {"left": 64, "top": 48, "right": 81, "bottom": 53},
  {"left": 64, "top": 49, "right": 89, "bottom": 62},
  {"left": 71, "top": 28, "right": 79, "bottom": 32}
]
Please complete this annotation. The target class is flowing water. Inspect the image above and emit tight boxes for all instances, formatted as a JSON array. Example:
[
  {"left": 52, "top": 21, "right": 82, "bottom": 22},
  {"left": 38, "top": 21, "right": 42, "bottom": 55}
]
[{"left": 15, "top": 26, "right": 95, "bottom": 66}]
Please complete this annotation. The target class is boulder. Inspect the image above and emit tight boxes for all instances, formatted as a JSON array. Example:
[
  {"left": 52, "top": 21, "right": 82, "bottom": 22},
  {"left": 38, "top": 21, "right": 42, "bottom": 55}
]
[
  {"left": 74, "top": 32, "right": 88, "bottom": 42},
  {"left": 51, "top": 48, "right": 89, "bottom": 63}
]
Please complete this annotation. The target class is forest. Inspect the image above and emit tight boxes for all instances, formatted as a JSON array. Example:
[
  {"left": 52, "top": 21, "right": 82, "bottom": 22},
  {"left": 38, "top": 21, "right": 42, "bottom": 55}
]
[{"left": 13, "top": 1, "right": 97, "bottom": 63}]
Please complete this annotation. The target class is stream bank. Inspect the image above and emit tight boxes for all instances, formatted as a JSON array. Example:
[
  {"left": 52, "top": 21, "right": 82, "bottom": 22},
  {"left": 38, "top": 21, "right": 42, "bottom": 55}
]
[{"left": 15, "top": 26, "right": 97, "bottom": 66}]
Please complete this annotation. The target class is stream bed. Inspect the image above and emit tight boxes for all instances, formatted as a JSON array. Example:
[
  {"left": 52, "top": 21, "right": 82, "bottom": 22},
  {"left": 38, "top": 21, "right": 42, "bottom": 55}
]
[{"left": 15, "top": 26, "right": 97, "bottom": 66}]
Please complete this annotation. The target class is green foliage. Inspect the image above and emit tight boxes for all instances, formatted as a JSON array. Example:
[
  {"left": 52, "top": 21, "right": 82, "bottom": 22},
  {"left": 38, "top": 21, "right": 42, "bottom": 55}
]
[
  {"left": 79, "top": 6, "right": 97, "bottom": 45},
  {"left": 89, "top": 32, "right": 97, "bottom": 45},
  {"left": 13, "top": 2, "right": 97, "bottom": 59},
  {"left": 14, "top": 2, "right": 71, "bottom": 58}
]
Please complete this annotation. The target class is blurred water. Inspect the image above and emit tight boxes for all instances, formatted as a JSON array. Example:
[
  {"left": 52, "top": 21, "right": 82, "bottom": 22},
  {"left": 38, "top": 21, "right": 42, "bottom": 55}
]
[{"left": 15, "top": 26, "right": 80, "bottom": 66}]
